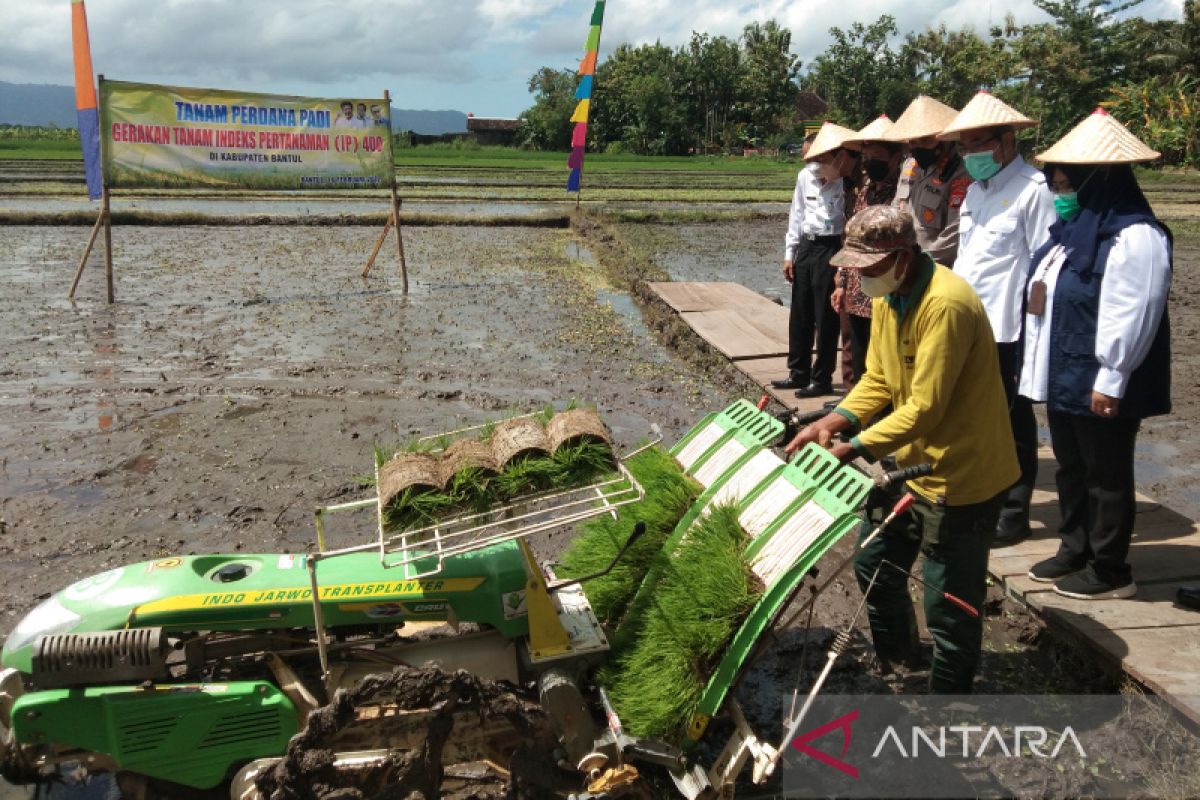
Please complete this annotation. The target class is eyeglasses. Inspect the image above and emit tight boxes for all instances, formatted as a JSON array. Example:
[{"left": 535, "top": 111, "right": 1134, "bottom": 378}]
[{"left": 961, "top": 135, "right": 1000, "bottom": 154}]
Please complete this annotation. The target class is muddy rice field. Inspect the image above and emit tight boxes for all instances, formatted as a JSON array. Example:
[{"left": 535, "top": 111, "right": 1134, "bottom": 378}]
[{"left": 1, "top": 160, "right": 1199, "bottom": 798}]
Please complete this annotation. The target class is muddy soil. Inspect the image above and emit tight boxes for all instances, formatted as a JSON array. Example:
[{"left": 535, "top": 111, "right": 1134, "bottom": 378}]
[
  {"left": 2, "top": 210, "right": 1198, "bottom": 799},
  {"left": 0, "top": 223, "right": 726, "bottom": 631}
]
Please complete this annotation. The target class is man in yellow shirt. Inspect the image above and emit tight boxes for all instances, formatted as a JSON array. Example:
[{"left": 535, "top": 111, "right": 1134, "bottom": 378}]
[{"left": 787, "top": 205, "right": 1018, "bottom": 692}]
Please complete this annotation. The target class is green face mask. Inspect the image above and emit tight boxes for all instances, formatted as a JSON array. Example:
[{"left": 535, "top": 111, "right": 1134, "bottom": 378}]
[
  {"left": 1054, "top": 192, "right": 1082, "bottom": 222},
  {"left": 963, "top": 151, "right": 1002, "bottom": 181}
]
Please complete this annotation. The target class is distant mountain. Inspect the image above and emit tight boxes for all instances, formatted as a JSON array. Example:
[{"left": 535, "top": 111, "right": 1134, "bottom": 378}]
[
  {"left": 0, "top": 82, "right": 78, "bottom": 127},
  {"left": 0, "top": 81, "right": 470, "bottom": 135},
  {"left": 393, "top": 109, "right": 467, "bottom": 135}
]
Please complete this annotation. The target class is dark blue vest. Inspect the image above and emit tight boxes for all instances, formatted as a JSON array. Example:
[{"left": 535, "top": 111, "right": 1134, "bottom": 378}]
[{"left": 1033, "top": 227, "right": 1171, "bottom": 419}]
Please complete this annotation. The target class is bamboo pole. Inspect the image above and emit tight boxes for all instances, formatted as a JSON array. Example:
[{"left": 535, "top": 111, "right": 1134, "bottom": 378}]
[
  {"left": 384, "top": 89, "right": 408, "bottom": 294},
  {"left": 361, "top": 214, "right": 393, "bottom": 278},
  {"left": 102, "top": 186, "right": 113, "bottom": 303},
  {"left": 390, "top": 184, "right": 407, "bottom": 292},
  {"left": 68, "top": 205, "right": 105, "bottom": 300}
]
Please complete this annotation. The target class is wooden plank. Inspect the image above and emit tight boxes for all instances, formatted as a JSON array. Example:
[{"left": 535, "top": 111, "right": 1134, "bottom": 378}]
[
  {"left": 647, "top": 281, "right": 778, "bottom": 313},
  {"left": 1002, "top": 573, "right": 1056, "bottom": 606},
  {"left": 1035, "top": 580, "right": 1200, "bottom": 631},
  {"left": 1043, "top": 624, "right": 1200, "bottom": 726},
  {"left": 734, "top": 356, "right": 844, "bottom": 412},
  {"left": 681, "top": 307, "right": 791, "bottom": 360}
]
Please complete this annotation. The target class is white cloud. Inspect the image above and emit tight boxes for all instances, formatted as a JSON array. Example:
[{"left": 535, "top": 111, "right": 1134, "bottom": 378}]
[{"left": 0, "top": 0, "right": 1185, "bottom": 115}]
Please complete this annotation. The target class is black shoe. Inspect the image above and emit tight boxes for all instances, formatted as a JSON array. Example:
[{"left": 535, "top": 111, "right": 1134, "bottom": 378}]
[
  {"left": 1028, "top": 555, "right": 1085, "bottom": 583},
  {"left": 1054, "top": 568, "right": 1136, "bottom": 600},
  {"left": 1176, "top": 586, "right": 1200, "bottom": 611},
  {"left": 771, "top": 374, "right": 809, "bottom": 390},
  {"left": 991, "top": 524, "right": 1031, "bottom": 549},
  {"left": 794, "top": 382, "right": 835, "bottom": 398}
]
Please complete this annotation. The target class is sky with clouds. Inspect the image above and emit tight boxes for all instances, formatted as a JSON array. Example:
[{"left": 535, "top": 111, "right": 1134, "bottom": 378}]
[{"left": 0, "top": 0, "right": 1185, "bottom": 117}]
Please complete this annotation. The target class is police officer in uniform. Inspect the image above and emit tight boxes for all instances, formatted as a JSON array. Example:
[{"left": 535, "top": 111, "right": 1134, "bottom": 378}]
[{"left": 885, "top": 96, "right": 970, "bottom": 268}]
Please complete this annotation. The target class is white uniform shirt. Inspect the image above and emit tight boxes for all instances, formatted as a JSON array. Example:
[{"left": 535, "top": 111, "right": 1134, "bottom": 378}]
[
  {"left": 1019, "top": 223, "right": 1171, "bottom": 401},
  {"left": 956, "top": 155, "right": 1057, "bottom": 343},
  {"left": 784, "top": 163, "right": 846, "bottom": 261}
]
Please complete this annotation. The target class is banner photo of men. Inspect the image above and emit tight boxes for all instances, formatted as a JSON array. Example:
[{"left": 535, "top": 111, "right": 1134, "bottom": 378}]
[{"left": 99, "top": 80, "right": 393, "bottom": 190}]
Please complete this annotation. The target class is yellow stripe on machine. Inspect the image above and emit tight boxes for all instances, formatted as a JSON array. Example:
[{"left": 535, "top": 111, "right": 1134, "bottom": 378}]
[{"left": 135, "top": 577, "right": 486, "bottom": 615}]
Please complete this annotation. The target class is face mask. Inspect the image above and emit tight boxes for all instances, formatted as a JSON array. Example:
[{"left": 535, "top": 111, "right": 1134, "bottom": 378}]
[
  {"left": 911, "top": 147, "right": 938, "bottom": 169},
  {"left": 963, "top": 150, "right": 1002, "bottom": 181},
  {"left": 859, "top": 254, "right": 904, "bottom": 298},
  {"left": 816, "top": 160, "right": 840, "bottom": 180},
  {"left": 864, "top": 158, "right": 891, "bottom": 182},
  {"left": 1054, "top": 192, "right": 1082, "bottom": 222}
]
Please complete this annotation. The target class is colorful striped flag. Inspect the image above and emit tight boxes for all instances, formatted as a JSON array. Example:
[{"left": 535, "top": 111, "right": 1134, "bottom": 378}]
[
  {"left": 567, "top": 0, "right": 605, "bottom": 194},
  {"left": 71, "top": 0, "right": 102, "bottom": 200}
]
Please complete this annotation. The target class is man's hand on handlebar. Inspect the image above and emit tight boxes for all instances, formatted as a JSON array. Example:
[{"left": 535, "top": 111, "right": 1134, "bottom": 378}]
[{"left": 784, "top": 411, "right": 851, "bottom": 456}]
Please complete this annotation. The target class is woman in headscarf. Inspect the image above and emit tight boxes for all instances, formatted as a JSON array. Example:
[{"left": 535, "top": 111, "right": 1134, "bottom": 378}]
[{"left": 1019, "top": 109, "right": 1172, "bottom": 600}]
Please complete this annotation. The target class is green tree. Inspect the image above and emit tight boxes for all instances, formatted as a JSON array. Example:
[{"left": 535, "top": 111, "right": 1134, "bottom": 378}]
[
  {"left": 680, "top": 32, "right": 742, "bottom": 150},
  {"left": 518, "top": 67, "right": 577, "bottom": 150},
  {"left": 803, "top": 16, "right": 913, "bottom": 128},
  {"left": 902, "top": 24, "right": 1016, "bottom": 108},
  {"left": 1105, "top": 74, "right": 1200, "bottom": 167},
  {"left": 591, "top": 42, "right": 692, "bottom": 155},
  {"left": 998, "top": 0, "right": 1148, "bottom": 149},
  {"left": 738, "top": 20, "right": 802, "bottom": 143}
]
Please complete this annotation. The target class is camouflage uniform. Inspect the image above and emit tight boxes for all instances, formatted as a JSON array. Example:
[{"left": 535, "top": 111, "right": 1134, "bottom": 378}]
[{"left": 893, "top": 152, "right": 970, "bottom": 268}]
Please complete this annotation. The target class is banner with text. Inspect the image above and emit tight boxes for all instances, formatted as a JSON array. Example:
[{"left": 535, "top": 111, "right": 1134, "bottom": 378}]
[{"left": 99, "top": 81, "right": 393, "bottom": 190}]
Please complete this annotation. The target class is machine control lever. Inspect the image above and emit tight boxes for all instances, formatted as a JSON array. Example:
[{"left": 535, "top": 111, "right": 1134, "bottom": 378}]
[{"left": 548, "top": 522, "right": 647, "bottom": 592}]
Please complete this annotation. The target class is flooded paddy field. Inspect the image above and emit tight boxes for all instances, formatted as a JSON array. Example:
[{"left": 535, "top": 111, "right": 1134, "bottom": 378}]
[
  {"left": 2, "top": 160, "right": 1200, "bottom": 797},
  {"left": 0, "top": 223, "right": 732, "bottom": 620}
]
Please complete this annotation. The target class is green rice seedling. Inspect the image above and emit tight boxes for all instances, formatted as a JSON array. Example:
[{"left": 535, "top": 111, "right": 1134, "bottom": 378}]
[
  {"left": 599, "top": 503, "right": 760, "bottom": 740},
  {"left": 546, "top": 440, "right": 617, "bottom": 488},
  {"left": 379, "top": 485, "right": 459, "bottom": 533},
  {"left": 558, "top": 446, "right": 699, "bottom": 622}
]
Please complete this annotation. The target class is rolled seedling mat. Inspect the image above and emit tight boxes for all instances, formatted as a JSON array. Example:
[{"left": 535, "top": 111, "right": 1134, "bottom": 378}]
[
  {"left": 546, "top": 408, "right": 613, "bottom": 454},
  {"left": 378, "top": 452, "right": 444, "bottom": 509},
  {"left": 438, "top": 438, "right": 501, "bottom": 487},
  {"left": 490, "top": 417, "right": 552, "bottom": 467}
]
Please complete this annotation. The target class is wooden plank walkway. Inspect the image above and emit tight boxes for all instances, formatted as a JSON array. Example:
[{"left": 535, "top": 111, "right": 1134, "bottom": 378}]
[{"left": 650, "top": 280, "right": 1200, "bottom": 725}]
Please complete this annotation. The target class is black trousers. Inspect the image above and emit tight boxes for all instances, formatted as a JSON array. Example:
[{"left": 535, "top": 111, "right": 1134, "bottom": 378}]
[
  {"left": 995, "top": 342, "right": 1039, "bottom": 535},
  {"left": 787, "top": 237, "right": 841, "bottom": 386},
  {"left": 847, "top": 312, "right": 871, "bottom": 385},
  {"left": 1047, "top": 410, "right": 1139, "bottom": 584}
]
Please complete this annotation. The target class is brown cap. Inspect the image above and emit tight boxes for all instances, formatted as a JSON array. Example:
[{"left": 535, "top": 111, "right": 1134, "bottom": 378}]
[
  {"left": 883, "top": 96, "right": 959, "bottom": 142},
  {"left": 804, "top": 121, "right": 859, "bottom": 161},
  {"left": 829, "top": 205, "right": 917, "bottom": 269},
  {"left": 1036, "top": 107, "right": 1160, "bottom": 164},
  {"left": 937, "top": 90, "right": 1036, "bottom": 141}
]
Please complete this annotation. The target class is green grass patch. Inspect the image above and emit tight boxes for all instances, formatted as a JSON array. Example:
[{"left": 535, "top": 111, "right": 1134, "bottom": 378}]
[
  {"left": 558, "top": 446, "right": 701, "bottom": 623},
  {"left": 393, "top": 144, "right": 802, "bottom": 174},
  {"left": 0, "top": 138, "right": 83, "bottom": 160},
  {"left": 599, "top": 503, "right": 761, "bottom": 739}
]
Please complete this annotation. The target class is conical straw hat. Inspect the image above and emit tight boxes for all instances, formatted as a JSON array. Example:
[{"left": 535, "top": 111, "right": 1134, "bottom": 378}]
[
  {"left": 884, "top": 95, "right": 959, "bottom": 142},
  {"left": 1036, "top": 107, "right": 1160, "bottom": 164},
  {"left": 844, "top": 115, "right": 894, "bottom": 149},
  {"left": 804, "top": 121, "right": 859, "bottom": 160},
  {"left": 937, "top": 90, "right": 1036, "bottom": 140}
]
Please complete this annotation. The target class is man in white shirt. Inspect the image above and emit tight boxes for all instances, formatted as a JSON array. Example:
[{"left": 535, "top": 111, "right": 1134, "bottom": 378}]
[
  {"left": 333, "top": 101, "right": 358, "bottom": 129},
  {"left": 938, "top": 91, "right": 1057, "bottom": 546},
  {"left": 773, "top": 122, "right": 860, "bottom": 397}
]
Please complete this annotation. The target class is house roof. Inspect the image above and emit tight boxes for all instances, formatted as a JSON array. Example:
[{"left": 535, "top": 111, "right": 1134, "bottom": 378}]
[{"left": 795, "top": 91, "right": 829, "bottom": 119}]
